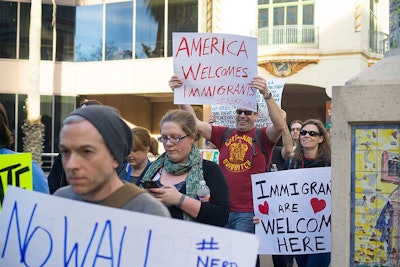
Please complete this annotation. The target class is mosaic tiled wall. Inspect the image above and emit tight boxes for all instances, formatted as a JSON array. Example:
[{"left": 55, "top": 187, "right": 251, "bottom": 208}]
[{"left": 352, "top": 125, "right": 399, "bottom": 266}]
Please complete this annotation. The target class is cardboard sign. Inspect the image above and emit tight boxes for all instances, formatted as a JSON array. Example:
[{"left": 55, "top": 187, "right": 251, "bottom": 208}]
[
  {"left": 0, "top": 153, "right": 33, "bottom": 209},
  {"left": 173, "top": 32, "right": 258, "bottom": 111},
  {"left": 252, "top": 167, "right": 331, "bottom": 255},
  {"left": 211, "top": 78, "right": 284, "bottom": 128},
  {"left": 0, "top": 186, "right": 259, "bottom": 266}
]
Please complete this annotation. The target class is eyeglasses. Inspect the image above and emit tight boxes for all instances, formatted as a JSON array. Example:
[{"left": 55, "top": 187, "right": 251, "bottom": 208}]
[
  {"left": 300, "top": 130, "right": 320, "bottom": 137},
  {"left": 157, "top": 135, "right": 188, "bottom": 144},
  {"left": 236, "top": 109, "right": 254, "bottom": 116}
]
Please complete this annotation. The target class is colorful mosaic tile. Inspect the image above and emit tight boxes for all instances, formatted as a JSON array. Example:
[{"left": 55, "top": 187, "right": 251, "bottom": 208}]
[{"left": 352, "top": 125, "right": 399, "bottom": 267}]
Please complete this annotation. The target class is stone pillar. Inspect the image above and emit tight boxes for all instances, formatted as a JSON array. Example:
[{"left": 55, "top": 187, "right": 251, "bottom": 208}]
[{"left": 331, "top": 49, "right": 400, "bottom": 266}]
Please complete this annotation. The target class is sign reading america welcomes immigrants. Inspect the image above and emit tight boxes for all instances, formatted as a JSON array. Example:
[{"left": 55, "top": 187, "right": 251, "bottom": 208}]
[{"left": 172, "top": 32, "right": 258, "bottom": 111}]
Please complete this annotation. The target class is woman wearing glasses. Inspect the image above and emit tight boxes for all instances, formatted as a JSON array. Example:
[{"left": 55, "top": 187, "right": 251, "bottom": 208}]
[
  {"left": 284, "top": 119, "right": 331, "bottom": 267},
  {"left": 141, "top": 109, "right": 230, "bottom": 226}
]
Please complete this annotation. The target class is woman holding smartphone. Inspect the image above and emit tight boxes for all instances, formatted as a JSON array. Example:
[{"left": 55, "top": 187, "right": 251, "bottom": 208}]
[{"left": 141, "top": 109, "right": 230, "bottom": 226}]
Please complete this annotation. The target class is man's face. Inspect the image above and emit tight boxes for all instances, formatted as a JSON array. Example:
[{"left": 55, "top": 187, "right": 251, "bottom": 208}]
[
  {"left": 290, "top": 122, "right": 302, "bottom": 142},
  {"left": 235, "top": 108, "right": 258, "bottom": 132},
  {"left": 59, "top": 120, "right": 119, "bottom": 201}
]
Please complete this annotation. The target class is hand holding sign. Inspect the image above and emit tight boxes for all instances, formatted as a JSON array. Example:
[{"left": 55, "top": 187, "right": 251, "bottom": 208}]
[
  {"left": 172, "top": 32, "right": 258, "bottom": 109},
  {"left": 252, "top": 167, "right": 332, "bottom": 255}
]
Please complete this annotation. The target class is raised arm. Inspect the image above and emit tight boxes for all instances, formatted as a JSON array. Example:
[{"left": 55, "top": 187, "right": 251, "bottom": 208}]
[
  {"left": 279, "top": 109, "right": 293, "bottom": 160},
  {"left": 169, "top": 75, "right": 212, "bottom": 140},
  {"left": 252, "top": 76, "right": 285, "bottom": 142}
]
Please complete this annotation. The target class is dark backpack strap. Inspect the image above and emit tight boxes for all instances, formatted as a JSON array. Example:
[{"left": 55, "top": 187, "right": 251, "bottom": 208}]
[
  {"left": 221, "top": 127, "right": 234, "bottom": 144},
  {"left": 101, "top": 183, "right": 145, "bottom": 208},
  {"left": 255, "top": 128, "right": 266, "bottom": 156}
]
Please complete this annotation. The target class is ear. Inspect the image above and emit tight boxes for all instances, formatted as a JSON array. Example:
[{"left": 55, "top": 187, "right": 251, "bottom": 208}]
[
  {"left": 189, "top": 134, "right": 196, "bottom": 144},
  {"left": 318, "top": 135, "right": 324, "bottom": 144},
  {"left": 112, "top": 158, "right": 120, "bottom": 169}
]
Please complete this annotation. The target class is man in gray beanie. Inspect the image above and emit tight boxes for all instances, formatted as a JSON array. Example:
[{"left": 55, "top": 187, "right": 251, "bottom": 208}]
[{"left": 54, "top": 105, "right": 170, "bottom": 217}]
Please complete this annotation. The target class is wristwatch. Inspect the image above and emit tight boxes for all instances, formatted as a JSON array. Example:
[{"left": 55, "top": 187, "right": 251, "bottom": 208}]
[{"left": 264, "top": 92, "right": 272, "bottom": 100}]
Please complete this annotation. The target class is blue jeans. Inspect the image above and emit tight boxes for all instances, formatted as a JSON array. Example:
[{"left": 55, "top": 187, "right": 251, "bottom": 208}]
[
  {"left": 225, "top": 212, "right": 260, "bottom": 267},
  {"left": 295, "top": 252, "right": 331, "bottom": 267},
  {"left": 225, "top": 211, "right": 255, "bottom": 233}
]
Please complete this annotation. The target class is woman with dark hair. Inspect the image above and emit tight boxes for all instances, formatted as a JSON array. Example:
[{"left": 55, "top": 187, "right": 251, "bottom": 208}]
[
  {"left": 288, "top": 119, "right": 331, "bottom": 169},
  {"left": 285, "top": 118, "right": 331, "bottom": 267},
  {"left": 141, "top": 109, "right": 230, "bottom": 226}
]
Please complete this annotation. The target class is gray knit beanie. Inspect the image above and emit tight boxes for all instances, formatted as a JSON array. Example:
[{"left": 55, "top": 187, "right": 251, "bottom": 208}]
[{"left": 67, "top": 105, "right": 132, "bottom": 165}]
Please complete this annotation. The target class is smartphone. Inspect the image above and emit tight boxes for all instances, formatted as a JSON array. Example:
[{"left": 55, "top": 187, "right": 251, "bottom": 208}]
[{"left": 141, "top": 180, "right": 160, "bottom": 189}]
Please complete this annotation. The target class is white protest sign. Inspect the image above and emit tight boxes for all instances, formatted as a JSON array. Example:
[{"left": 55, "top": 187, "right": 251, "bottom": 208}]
[
  {"left": 0, "top": 186, "right": 258, "bottom": 267},
  {"left": 251, "top": 167, "right": 331, "bottom": 255},
  {"left": 211, "top": 78, "right": 285, "bottom": 128},
  {"left": 173, "top": 32, "right": 258, "bottom": 111}
]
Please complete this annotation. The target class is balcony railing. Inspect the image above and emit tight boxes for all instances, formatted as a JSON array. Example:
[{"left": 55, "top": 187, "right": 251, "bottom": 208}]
[
  {"left": 253, "top": 25, "right": 319, "bottom": 48},
  {"left": 369, "top": 30, "right": 389, "bottom": 54},
  {"left": 41, "top": 153, "right": 58, "bottom": 175}
]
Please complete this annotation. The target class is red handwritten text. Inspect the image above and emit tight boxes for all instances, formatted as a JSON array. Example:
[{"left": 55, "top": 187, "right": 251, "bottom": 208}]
[
  {"left": 183, "top": 83, "right": 256, "bottom": 98},
  {"left": 175, "top": 37, "right": 249, "bottom": 59},
  {"left": 181, "top": 63, "right": 248, "bottom": 80}
]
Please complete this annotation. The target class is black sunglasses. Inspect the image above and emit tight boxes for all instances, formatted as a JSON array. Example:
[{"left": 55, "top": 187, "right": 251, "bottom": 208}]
[
  {"left": 300, "top": 130, "right": 320, "bottom": 137},
  {"left": 236, "top": 109, "right": 254, "bottom": 116}
]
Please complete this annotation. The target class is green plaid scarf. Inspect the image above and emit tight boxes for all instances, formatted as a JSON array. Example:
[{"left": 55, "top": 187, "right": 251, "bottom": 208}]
[{"left": 142, "top": 145, "right": 203, "bottom": 221}]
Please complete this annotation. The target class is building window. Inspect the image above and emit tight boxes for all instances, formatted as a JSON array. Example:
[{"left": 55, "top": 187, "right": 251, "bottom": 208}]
[
  {"left": 56, "top": 5, "right": 76, "bottom": 62},
  {"left": 257, "top": 0, "right": 315, "bottom": 45},
  {"left": 20, "top": 3, "right": 30, "bottom": 59},
  {"left": 106, "top": 1, "right": 133, "bottom": 60},
  {"left": 369, "top": 0, "right": 389, "bottom": 53},
  {"left": 136, "top": 0, "right": 198, "bottom": 59},
  {"left": 0, "top": 93, "right": 75, "bottom": 153},
  {"left": 0, "top": 0, "right": 198, "bottom": 61},
  {"left": 17, "top": 3, "right": 54, "bottom": 60},
  {"left": 0, "top": 2, "right": 17, "bottom": 59},
  {"left": 136, "top": 0, "right": 165, "bottom": 59},
  {"left": 52, "top": 95, "right": 76, "bottom": 153},
  {"left": 167, "top": 0, "right": 198, "bottom": 57},
  {"left": 41, "top": 4, "right": 54, "bottom": 60},
  {"left": 75, "top": 4, "right": 103, "bottom": 62},
  {"left": 259, "top": 8, "right": 269, "bottom": 28}
]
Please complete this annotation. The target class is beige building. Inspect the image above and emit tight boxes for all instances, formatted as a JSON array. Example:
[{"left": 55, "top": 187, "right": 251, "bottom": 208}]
[
  {"left": 0, "top": 1, "right": 396, "bottom": 266},
  {"left": 0, "top": 0, "right": 389, "bottom": 139}
]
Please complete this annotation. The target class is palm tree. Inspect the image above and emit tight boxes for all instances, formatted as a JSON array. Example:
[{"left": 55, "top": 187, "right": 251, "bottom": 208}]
[
  {"left": 22, "top": 0, "right": 44, "bottom": 165},
  {"left": 143, "top": 0, "right": 197, "bottom": 57}
]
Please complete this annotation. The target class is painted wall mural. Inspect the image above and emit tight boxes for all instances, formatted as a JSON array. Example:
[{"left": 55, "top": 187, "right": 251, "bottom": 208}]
[{"left": 352, "top": 125, "right": 399, "bottom": 266}]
